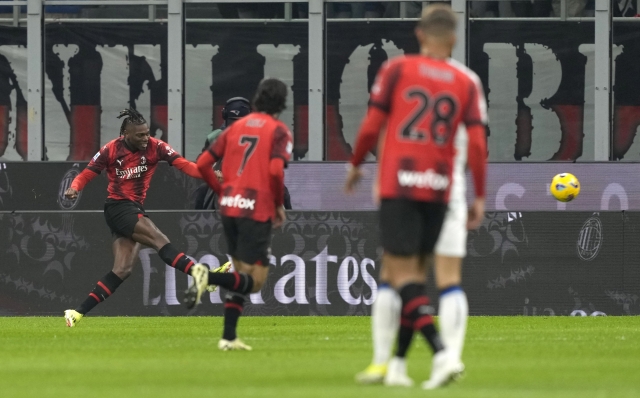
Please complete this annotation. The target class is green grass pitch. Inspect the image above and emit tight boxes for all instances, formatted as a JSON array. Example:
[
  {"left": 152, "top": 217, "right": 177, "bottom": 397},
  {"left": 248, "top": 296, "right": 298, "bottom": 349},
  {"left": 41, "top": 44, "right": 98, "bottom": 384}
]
[{"left": 1, "top": 316, "right": 639, "bottom": 398}]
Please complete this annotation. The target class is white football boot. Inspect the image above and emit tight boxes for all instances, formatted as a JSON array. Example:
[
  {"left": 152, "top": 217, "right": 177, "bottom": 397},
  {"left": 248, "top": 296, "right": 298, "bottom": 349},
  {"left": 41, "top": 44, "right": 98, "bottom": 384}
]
[
  {"left": 383, "top": 357, "right": 414, "bottom": 387},
  {"left": 422, "top": 350, "right": 459, "bottom": 390},
  {"left": 218, "top": 338, "right": 252, "bottom": 351}
]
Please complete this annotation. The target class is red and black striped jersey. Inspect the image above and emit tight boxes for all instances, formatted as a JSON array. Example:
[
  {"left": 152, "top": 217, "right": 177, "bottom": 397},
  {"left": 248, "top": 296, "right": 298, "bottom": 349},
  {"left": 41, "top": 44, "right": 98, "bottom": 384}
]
[
  {"left": 209, "top": 113, "right": 293, "bottom": 222},
  {"left": 353, "top": 55, "right": 487, "bottom": 203},
  {"left": 87, "top": 136, "right": 180, "bottom": 204}
]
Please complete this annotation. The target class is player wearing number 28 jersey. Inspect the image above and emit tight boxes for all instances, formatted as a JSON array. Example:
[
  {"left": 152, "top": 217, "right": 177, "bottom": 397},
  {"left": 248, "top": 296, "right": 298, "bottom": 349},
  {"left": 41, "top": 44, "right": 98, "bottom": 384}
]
[
  {"left": 351, "top": 53, "right": 487, "bottom": 204},
  {"left": 346, "top": 4, "right": 488, "bottom": 390}
]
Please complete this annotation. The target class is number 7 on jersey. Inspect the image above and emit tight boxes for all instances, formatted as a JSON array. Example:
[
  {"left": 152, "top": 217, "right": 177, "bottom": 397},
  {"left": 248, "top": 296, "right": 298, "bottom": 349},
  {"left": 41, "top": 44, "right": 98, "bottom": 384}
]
[{"left": 237, "top": 135, "right": 259, "bottom": 176}]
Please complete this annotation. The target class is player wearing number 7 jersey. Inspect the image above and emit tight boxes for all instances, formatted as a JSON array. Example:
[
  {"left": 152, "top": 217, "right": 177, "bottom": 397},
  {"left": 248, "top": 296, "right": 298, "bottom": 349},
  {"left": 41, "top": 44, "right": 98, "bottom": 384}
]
[
  {"left": 195, "top": 78, "right": 293, "bottom": 351},
  {"left": 345, "top": 4, "right": 488, "bottom": 390}
]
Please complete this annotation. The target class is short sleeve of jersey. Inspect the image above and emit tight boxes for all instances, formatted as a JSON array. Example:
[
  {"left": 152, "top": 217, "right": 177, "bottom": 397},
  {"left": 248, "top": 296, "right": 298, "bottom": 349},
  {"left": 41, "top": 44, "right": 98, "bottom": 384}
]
[
  {"left": 368, "top": 59, "right": 403, "bottom": 113},
  {"left": 156, "top": 140, "right": 181, "bottom": 165},
  {"left": 463, "top": 73, "right": 489, "bottom": 127},
  {"left": 271, "top": 124, "right": 293, "bottom": 164},
  {"left": 208, "top": 128, "right": 228, "bottom": 160},
  {"left": 87, "top": 143, "right": 110, "bottom": 174}
]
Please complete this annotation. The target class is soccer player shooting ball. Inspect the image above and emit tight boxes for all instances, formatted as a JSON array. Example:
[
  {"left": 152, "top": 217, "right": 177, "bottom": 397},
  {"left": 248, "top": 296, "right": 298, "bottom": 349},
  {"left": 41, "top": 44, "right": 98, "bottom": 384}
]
[{"left": 63, "top": 109, "right": 208, "bottom": 327}]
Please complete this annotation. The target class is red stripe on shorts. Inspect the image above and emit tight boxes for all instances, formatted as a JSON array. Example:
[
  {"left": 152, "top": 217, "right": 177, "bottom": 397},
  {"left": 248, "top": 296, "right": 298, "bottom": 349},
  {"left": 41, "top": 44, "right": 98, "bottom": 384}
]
[{"left": 97, "top": 281, "right": 112, "bottom": 296}]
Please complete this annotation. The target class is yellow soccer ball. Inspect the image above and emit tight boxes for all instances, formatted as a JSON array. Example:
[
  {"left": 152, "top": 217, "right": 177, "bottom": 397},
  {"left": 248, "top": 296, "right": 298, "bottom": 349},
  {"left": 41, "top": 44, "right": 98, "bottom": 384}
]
[{"left": 550, "top": 173, "right": 580, "bottom": 202}]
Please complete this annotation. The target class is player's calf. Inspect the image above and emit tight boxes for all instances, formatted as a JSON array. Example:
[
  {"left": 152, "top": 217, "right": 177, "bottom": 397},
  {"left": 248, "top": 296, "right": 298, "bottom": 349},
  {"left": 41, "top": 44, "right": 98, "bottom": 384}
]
[
  {"left": 437, "top": 285, "right": 468, "bottom": 367},
  {"left": 70, "top": 271, "right": 124, "bottom": 322},
  {"left": 158, "top": 243, "right": 195, "bottom": 274},
  {"left": 223, "top": 292, "right": 245, "bottom": 341},
  {"left": 398, "top": 283, "right": 443, "bottom": 355},
  {"left": 207, "top": 271, "right": 255, "bottom": 295},
  {"left": 206, "top": 261, "right": 232, "bottom": 293}
]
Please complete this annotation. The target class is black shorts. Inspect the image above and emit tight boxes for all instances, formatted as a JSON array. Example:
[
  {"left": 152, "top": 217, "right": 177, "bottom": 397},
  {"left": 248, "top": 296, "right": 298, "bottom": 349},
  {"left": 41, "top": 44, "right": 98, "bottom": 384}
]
[
  {"left": 221, "top": 216, "right": 272, "bottom": 266},
  {"left": 379, "top": 199, "right": 447, "bottom": 256},
  {"left": 104, "top": 199, "right": 147, "bottom": 238}
]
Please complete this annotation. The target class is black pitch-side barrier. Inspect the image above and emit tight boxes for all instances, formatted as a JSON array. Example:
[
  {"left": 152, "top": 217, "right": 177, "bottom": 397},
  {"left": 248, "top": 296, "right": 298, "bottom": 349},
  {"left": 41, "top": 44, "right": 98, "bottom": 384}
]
[{"left": 1, "top": 211, "right": 638, "bottom": 316}]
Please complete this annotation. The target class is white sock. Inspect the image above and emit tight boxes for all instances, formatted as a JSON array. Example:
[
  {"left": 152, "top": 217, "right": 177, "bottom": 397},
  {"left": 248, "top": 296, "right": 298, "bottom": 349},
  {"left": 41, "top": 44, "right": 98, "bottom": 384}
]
[
  {"left": 372, "top": 285, "right": 401, "bottom": 365},
  {"left": 437, "top": 286, "right": 468, "bottom": 362}
]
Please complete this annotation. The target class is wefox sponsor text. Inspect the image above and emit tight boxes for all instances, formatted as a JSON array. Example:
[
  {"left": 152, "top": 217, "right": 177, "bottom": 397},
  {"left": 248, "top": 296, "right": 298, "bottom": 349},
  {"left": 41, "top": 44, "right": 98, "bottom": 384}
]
[{"left": 220, "top": 194, "right": 256, "bottom": 210}]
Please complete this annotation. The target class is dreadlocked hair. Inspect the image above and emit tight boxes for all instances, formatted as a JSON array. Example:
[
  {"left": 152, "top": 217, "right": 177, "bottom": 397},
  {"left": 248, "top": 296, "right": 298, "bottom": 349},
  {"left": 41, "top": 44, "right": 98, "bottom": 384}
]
[{"left": 117, "top": 108, "right": 147, "bottom": 136}]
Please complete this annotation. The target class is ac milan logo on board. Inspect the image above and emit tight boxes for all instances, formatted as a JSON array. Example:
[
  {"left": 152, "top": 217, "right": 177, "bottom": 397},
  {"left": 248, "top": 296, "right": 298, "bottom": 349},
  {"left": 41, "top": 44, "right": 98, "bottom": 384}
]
[
  {"left": 58, "top": 164, "right": 82, "bottom": 210},
  {"left": 577, "top": 215, "right": 602, "bottom": 261}
]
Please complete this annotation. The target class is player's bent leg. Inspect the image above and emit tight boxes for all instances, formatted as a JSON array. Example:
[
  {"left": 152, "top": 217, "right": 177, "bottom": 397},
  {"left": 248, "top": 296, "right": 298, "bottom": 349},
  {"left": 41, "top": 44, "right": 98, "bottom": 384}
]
[
  {"left": 131, "top": 217, "right": 170, "bottom": 251},
  {"left": 244, "top": 262, "right": 269, "bottom": 293},
  {"left": 132, "top": 217, "right": 198, "bottom": 277},
  {"left": 65, "top": 238, "right": 137, "bottom": 327},
  {"left": 201, "top": 217, "right": 271, "bottom": 299},
  {"left": 111, "top": 238, "right": 142, "bottom": 279},
  {"left": 185, "top": 259, "right": 257, "bottom": 309},
  {"left": 202, "top": 265, "right": 255, "bottom": 295},
  {"left": 202, "top": 256, "right": 268, "bottom": 296}
]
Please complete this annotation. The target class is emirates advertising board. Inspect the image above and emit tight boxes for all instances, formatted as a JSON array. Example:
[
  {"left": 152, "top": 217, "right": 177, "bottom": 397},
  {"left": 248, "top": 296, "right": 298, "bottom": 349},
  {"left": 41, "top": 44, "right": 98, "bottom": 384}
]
[{"left": 0, "top": 210, "right": 638, "bottom": 316}]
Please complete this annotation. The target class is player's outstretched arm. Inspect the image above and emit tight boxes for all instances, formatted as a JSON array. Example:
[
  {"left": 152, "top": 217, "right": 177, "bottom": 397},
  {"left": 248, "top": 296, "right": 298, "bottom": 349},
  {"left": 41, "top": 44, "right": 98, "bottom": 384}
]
[
  {"left": 65, "top": 168, "right": 99, "bottom": 199},
  {"left": 466, "top": 124, "right": 487, "bottom": 230},
  {"left": 270, "top": 157, "right": 286, "bottom": 228},
  {"left": 172, "top": 157, "right": 203, "bottom": 179},
  {"left": 345, "top": 106, "right": 386, "bottom": 194},
  {"left": 196, "top": 150, "right": 222, "bottom": 194}
]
